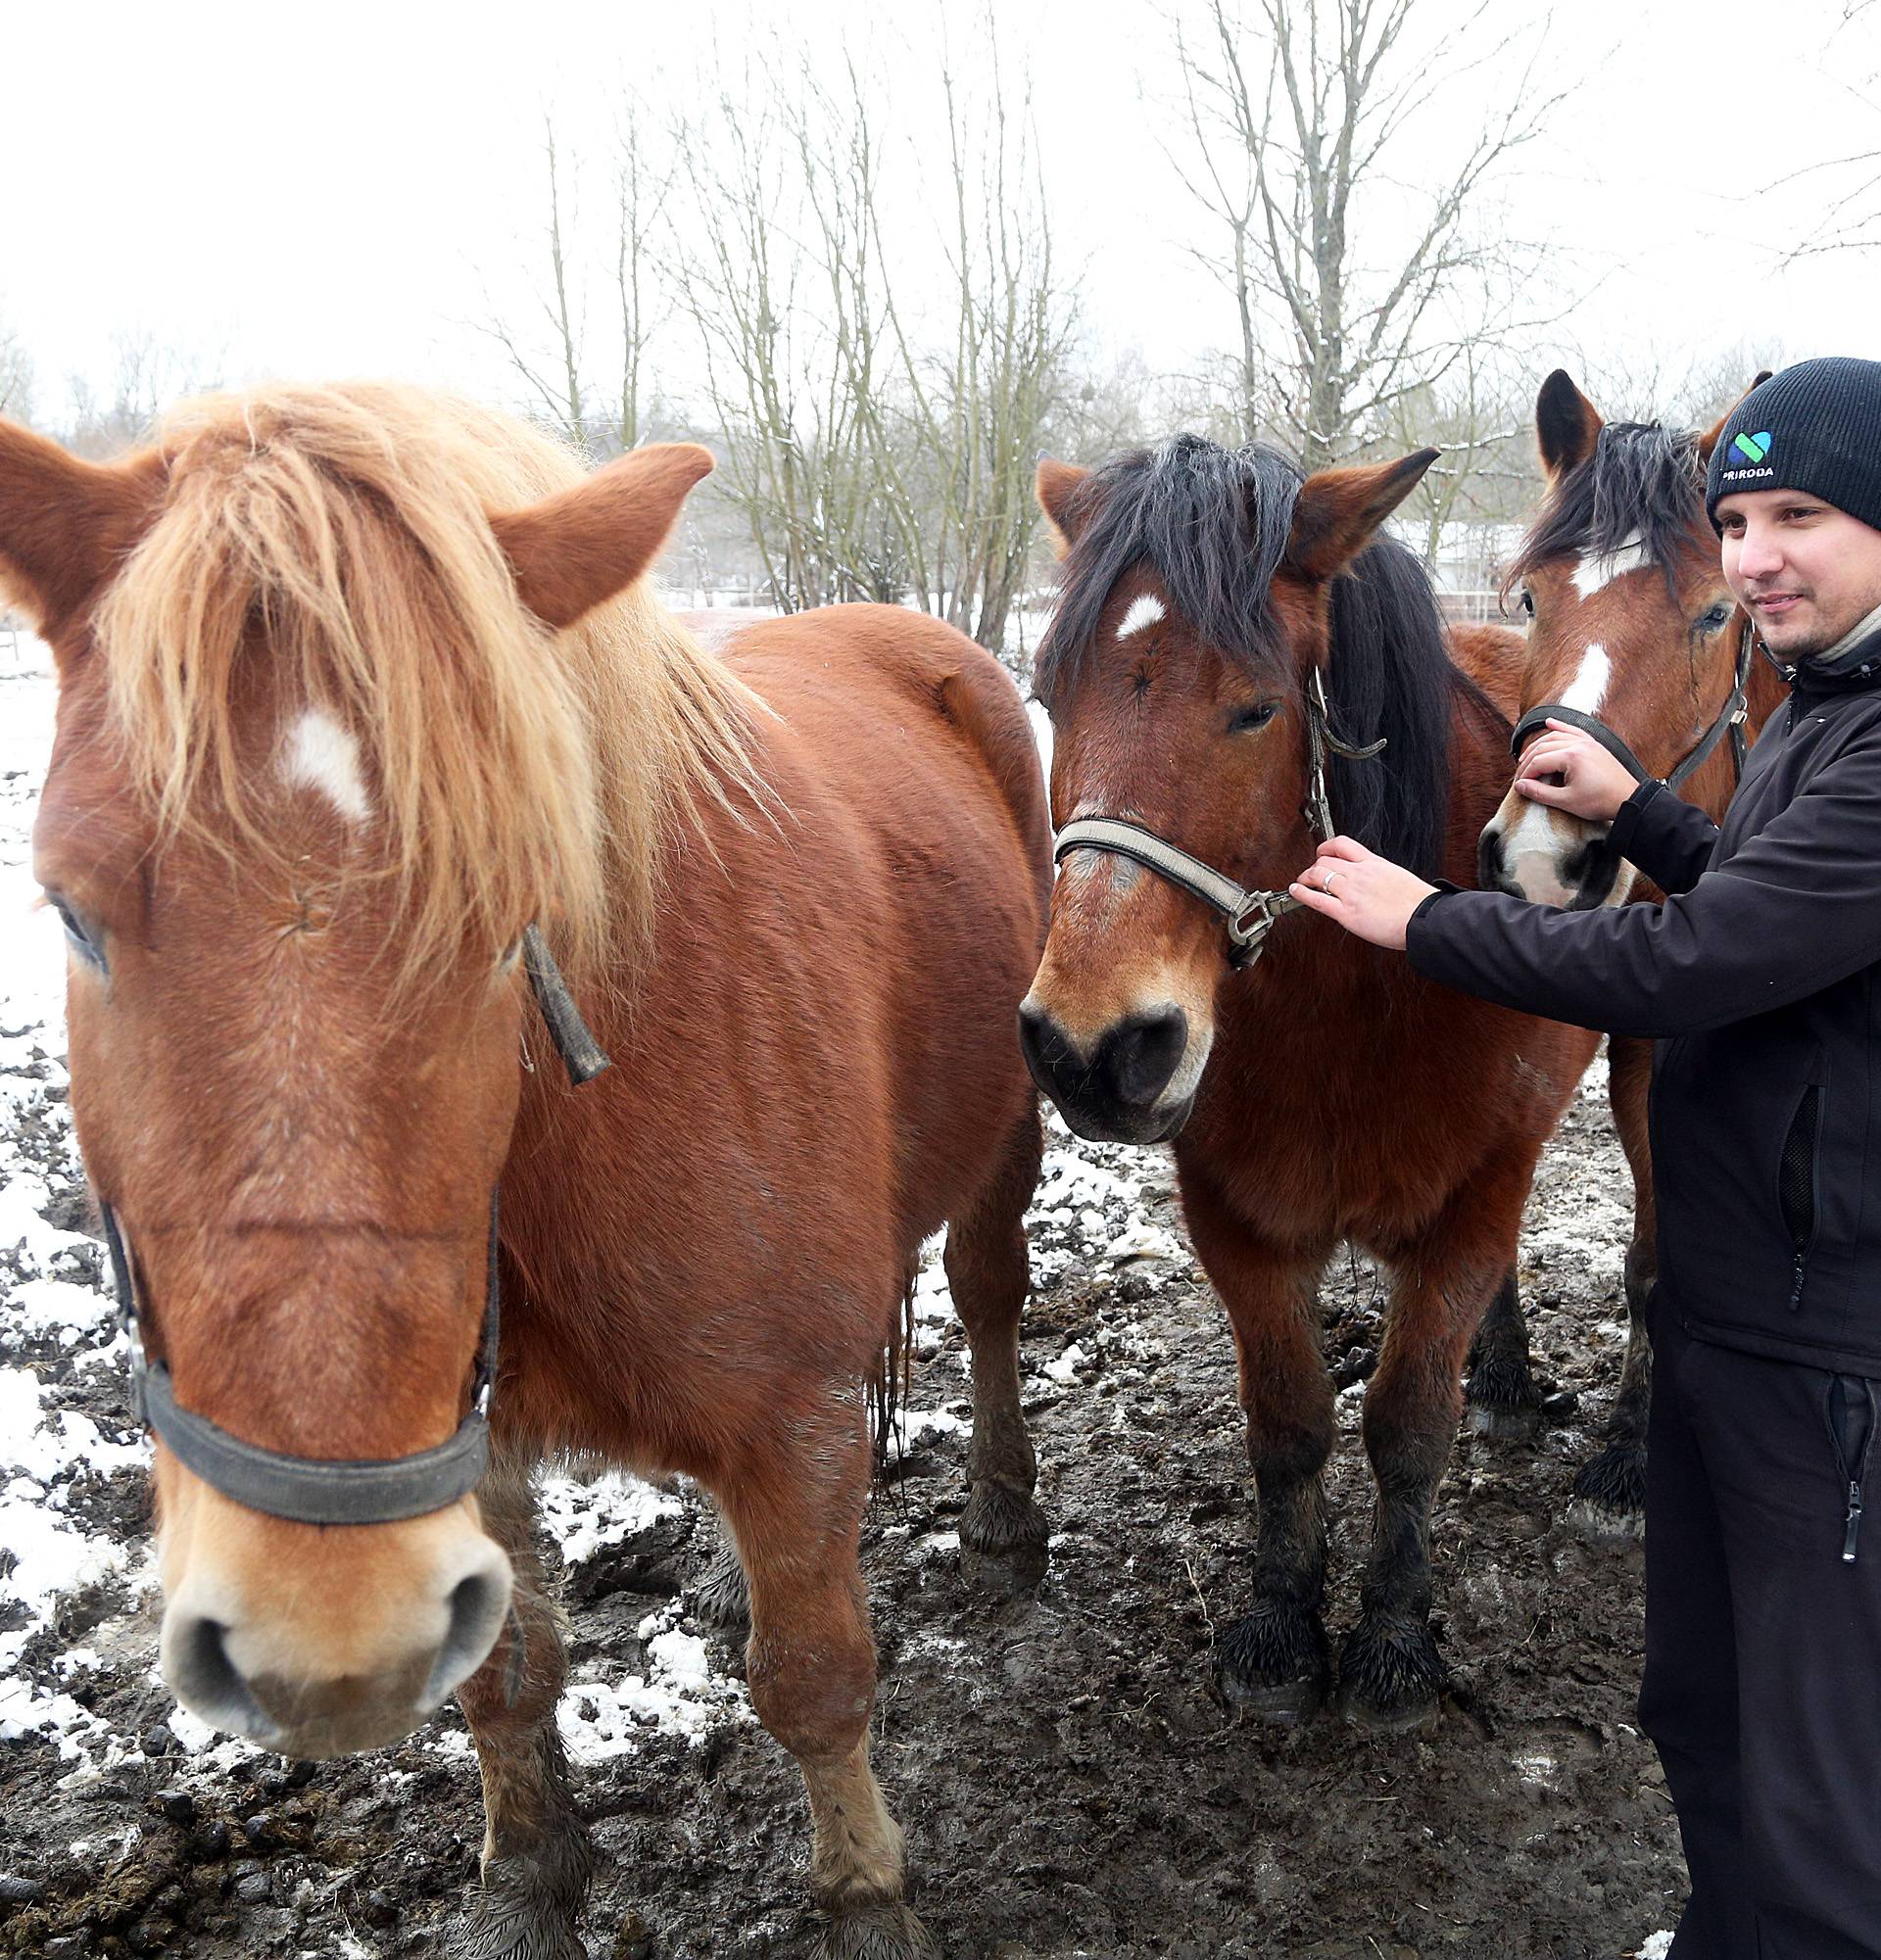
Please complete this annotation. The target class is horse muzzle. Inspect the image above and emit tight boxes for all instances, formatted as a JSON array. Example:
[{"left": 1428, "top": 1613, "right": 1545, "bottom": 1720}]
[{"left": 1018, "top": 999, "right": 1197, "bottom": 1145}]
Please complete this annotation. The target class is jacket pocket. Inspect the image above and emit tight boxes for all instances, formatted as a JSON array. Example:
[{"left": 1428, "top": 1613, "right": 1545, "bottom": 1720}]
[{"left": 1777, "top": 1071, "right": 1826, "bottom": 1312}]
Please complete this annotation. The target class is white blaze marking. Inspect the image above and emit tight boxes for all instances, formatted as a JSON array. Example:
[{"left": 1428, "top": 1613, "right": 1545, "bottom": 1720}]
[
  {"left": 1117, "top": 593, "right": 1166, "bottom": 639},
  {"left": 1570, "top": 533, "right": 1650, "bottom": 598},
  {"left": 1559, "top": 644, "right": 1611, "bottom": 716},
  {"left": 280, "top": 709, "right": 372, "bottom": 824}
]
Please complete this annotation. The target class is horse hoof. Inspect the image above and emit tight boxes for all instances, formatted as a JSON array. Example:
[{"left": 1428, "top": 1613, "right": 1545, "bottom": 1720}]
[
  {"left": 448, "top": 1893, "right": 586, "bottom": 1960},
  {"left": 959, "top": 1482, "right": 1048, "bottom": 1598},
  {"left": 1466, "top": 1399, "right": 1543, "bottom": 1443},
  {"left": 812, "top": 1899, "right": 940, "bottom": 1960},
  {"left": 693, "top": 1545, "right": 751, "bottom": 1629},
  {"left": 448, "top": 1850, "right": 592, "bottom": 1960},
  {"left": 1218, "top": 1602, "right": 1328, "bottom": 1725},
  {"left": 1464, "top": 1357, "right": 1543, "bottom": 1443},
  {"left": 1335, "top": 1616, "right": 1445, "bottom": 1734},
  {"left": 1568, "top": 1446, "right": 1647, "bottom": 1544}
]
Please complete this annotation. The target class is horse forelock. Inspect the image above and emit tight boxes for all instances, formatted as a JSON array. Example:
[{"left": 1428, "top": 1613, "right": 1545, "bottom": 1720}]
[
  {"left": 1034, "top": 435, "right": 1303, "bottom": 703},
  {"left": 1505, "top": 419, "right": 1709, "bottom": 606},
  {"left": 87, "top": 382, "right": 755, "bottom": 996}
]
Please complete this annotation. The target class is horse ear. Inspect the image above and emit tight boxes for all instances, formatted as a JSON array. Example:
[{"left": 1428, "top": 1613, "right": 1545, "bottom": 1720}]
[
  {"left": 1536, "top": 369, "right": 1603, "bottom": 480},
  {"left": 1035, "top": 459, "right": 1092, "bottom": 557},
  {"left": 1283, "top": 451, "right": 1439, "bottom": 581},
  {"left": 0, "top": 418, "right": 165, "bottom": 644},
  {"left": 1697, "top": 372, "right": 1778, "bottom": 461},
  {"left": 491, "top": 443, "right": 715, "bottom": 632}
]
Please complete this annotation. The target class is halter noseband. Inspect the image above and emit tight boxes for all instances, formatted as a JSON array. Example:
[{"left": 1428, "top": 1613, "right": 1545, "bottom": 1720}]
[
  {"left": 1053, "top": 666, "right": 1384, "bottom": 971},
  {"left": 100, "top": 931, "right": 608, "bottom": 1527},
  {"left": 1509, "top": 617, "right": 1755, "bottom": 795}
]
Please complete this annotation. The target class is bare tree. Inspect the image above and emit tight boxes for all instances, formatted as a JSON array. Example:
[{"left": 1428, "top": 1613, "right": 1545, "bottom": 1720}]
[
  {"left": 1163, "top": 0, "right": 1572, "bottom": 466},
  {"left": 1777, "top": 0, "right": 1880, "bottom": 262},
  {"left": 484, "top": 107, "right": 674, "bottom": 459},
  {"left": 65, "top": 331, "right": 222, "bottom": 457},
  {"left": 1384, "top": 352, "right": 1534, "bottom": 570},
  {"left": 0, "top": 309, "right": 31, "bottom": 424},
  {"left": 860, "top": 41, "right": 1077, "bottom": 647},
  {"left": 663, "top": 31, "right": 1075, "bottom": 650}
]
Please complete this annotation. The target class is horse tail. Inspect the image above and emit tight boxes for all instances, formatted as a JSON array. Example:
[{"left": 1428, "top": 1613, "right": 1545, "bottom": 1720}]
[{"left": 939, "top": 655, "right": 1054, "bottom": 930}]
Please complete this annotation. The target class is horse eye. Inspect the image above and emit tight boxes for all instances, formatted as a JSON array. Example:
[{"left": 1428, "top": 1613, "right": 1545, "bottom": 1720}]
[
  {"left": 1230, "top": 701, "right": 1280, "bottom": 735},
  {"left": 1519, "top": 590, "right": 1536, "bottom": 618},
  {"left": 1698, "top": 603, "right": 1734, "bottom": 634},
  {"left": 48, "top": 896, "right": 106, "bottom": 971}
]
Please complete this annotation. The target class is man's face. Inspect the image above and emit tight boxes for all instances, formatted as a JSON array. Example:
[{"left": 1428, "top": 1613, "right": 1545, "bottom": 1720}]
[{"left": 1716, "top": 487, "right": 1881, "bottom": 658}]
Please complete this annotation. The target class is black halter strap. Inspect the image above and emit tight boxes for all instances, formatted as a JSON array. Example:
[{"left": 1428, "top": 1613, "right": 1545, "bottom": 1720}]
[
  {"left": 98, "top": 923, "right": 609, "bottom": 1527},
  {"left": 104, "top": 1196, "right": 500, "bottom": 1527},
  {"left": 1510, "top": 619, "right": 1755, "bottom": 794}
]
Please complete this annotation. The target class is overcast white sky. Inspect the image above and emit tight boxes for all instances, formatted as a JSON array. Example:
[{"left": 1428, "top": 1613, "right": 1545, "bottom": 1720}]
[{"left": 4, "top": 0, "right": 1875, "bottom": 426}]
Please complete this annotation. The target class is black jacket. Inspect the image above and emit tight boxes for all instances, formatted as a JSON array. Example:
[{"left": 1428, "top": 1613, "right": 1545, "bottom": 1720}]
[{"left": 1409, "top": 648, "right": 1881, "bottom": 1374}]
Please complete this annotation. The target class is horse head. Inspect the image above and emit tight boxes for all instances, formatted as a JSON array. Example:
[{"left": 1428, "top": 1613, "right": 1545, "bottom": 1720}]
[
  {"left": 2, "top": 390, "right": 716, "bottom": 1758},
  {"left": 1019, "top": 434, "right": 1438, "bottom": 1145},
  {"left": 1479, "top": 369, "right": 1766, "bottom": 907}
]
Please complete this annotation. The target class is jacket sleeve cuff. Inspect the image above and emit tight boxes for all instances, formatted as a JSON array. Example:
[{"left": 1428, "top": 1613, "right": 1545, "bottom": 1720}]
[{"left": 1605, "top": 778, "right": 1665, "bottom": 861}]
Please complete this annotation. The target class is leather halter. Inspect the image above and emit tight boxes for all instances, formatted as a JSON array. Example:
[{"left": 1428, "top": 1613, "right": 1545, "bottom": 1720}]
[
  {"left": 1509, "top": 617, "right": 1756, "bottom": 794},
  {"left": 1053, "top": 667, "right": 1385, "bottom": 971},
  {"left": 99, "top": 929, "right": 609, "bottom": 1527}
]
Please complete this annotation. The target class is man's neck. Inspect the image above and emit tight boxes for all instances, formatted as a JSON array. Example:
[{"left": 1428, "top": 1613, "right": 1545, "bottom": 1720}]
[{"left": 1814, "top": 598, "right": 1881, "bottom": 667}]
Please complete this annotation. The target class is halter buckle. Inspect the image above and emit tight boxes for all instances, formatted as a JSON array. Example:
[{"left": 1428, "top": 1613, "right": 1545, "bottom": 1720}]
[{"left": 1227, "top": 893, "right": 1288, "bottom": 967}]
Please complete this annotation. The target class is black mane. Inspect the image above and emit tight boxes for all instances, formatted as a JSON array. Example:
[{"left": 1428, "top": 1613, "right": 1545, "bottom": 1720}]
[
  {"left": 1034, "top": 433, "right": 1461, "bottom": 880},
  {"left": 1505, "top": 420, "right": 1707, "bottom": 597}
]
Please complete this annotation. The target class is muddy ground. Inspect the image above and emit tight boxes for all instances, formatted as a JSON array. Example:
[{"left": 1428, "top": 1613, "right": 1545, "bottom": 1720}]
[{"left": 1, "top": 1039, "right": 1681, "bottom": 1960}]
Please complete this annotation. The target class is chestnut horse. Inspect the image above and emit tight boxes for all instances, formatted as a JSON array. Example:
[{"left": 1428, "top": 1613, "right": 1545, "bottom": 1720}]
[
  {"left": 1019, "top": 434, "right": 1600, "bottom": 1731},
  {"left": 1475, "top": 370, "right": 1785, "bottom": 1538},
  {"left": 4, "top": 384, "right": 1051, "bottom": 1960}
]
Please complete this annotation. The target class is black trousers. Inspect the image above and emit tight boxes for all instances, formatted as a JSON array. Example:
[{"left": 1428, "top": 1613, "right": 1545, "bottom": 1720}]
[{"left": 1639, "top": 1300, "right": 1881, "bottom": 1959}]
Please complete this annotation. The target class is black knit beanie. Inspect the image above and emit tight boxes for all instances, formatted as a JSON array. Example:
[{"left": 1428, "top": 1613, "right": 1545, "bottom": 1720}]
[{"left": 1706, "top": 357, "right": 1881, "bottom": 534}]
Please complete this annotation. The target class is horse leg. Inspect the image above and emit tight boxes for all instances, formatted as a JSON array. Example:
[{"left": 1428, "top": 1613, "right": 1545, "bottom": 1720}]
[
  {"left": 450, "top": 1453, "right": 592, "bottom": 1960},
  {"left": 718, "top": 1416, "right": 936, "bottom": 1960},
  {"left": 945, "top": 1104, "right": 1047, "bottom": 1597},
  {"left": 1339, "top": 1167, "right": 1530, "bottom": 1732},
  {"left": 1463, "top": 1264, "right": 1543, "bottom": 1441},
  {"left": 692, "top": 1500, "right": 751, "bottom": 1629},
  {"left": 1568, "top": 1033, "right": 1655, "bottom": 1541},
  {"left": 1183, "top": 1176, "right": 1333, "bottom": 1723}
]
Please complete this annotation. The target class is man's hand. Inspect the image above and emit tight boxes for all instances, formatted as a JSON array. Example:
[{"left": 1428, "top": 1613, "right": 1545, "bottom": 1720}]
[
  {"left": 1513, "top": 719, "right": 1640, "bottom": 824},
  {"left": 1288, "top": 837, "right": 1436, "bottom": 951}
]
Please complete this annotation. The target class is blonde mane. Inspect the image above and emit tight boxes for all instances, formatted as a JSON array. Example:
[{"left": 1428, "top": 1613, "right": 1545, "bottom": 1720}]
[{"left": 92, "top": 381, "right": 757, "bottom": 991}]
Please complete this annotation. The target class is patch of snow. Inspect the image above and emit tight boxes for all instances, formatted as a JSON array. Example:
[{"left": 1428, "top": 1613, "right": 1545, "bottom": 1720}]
[
  {"left": 537, "top": 1465, "right": 680, "bottom": 1569},
  {"left": 555, "top": 1600, "right": 753, "bottom": 1763}
]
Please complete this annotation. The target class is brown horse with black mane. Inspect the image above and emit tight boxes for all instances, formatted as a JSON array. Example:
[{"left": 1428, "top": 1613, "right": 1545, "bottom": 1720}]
[
  {"left": 1019, "top": 434, "right": 1600, "bottom": 1731},
  {"left": 1473, "top": 369, "right": 1785, "bottom": 1538},
  {"left": 2, "top": 384, "right": 1051, "bottom": 1960}
]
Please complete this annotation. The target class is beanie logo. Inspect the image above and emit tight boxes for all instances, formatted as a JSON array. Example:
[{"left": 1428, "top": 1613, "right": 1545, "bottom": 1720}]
[{"left": 1732, "top": 430, "right": 1773, "bottom": 464}]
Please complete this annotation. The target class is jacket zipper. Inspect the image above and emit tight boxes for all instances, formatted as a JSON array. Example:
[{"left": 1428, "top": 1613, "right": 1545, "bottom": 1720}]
[{"left": 1829, "top": 1375, "right": 1877, "bottom": 1564}]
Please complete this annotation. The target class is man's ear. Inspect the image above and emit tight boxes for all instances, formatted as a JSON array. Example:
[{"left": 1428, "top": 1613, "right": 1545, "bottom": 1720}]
[
  {"left": 1697, "top": 372, "right": 1777, "bottom": 461},
  {"left": 1536, "top": 369, "right": 1603, "bottom": 480},
  {"left": 0, "top": 418, "right": 167, "bottom": 642},
  {"left": 491, "top": 443, "right": 715, "bottom": 632},
  {"left": 1035, "top": 459, "right": 1094, "bottom": 558},
  {"left": 1283, "top": 451, "right": 1439, "bottom": 581}
]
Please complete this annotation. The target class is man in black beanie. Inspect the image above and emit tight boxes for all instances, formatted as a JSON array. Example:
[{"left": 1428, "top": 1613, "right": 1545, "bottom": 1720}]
[{"left": 1283, "top": 356, "right": 1881, "bottom": 1960}]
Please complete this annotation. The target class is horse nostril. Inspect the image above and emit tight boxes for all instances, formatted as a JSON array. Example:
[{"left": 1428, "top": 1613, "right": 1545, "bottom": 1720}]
[
  {"left": 1018, "top": 1002, "right": 1078, "bottom": 1090},
  {"left": 423, "top": 1559, "right": 512, "bottom": 1705},
  {"left": 166, "top": 1613, "right": 283, "bottom": 1745},
  {"left": 1101, "top": 1007, "right": 1188, "bottom": 1107},
  {"left": 1477, "top": 829, "right": 1501, "bottom": 881}
]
